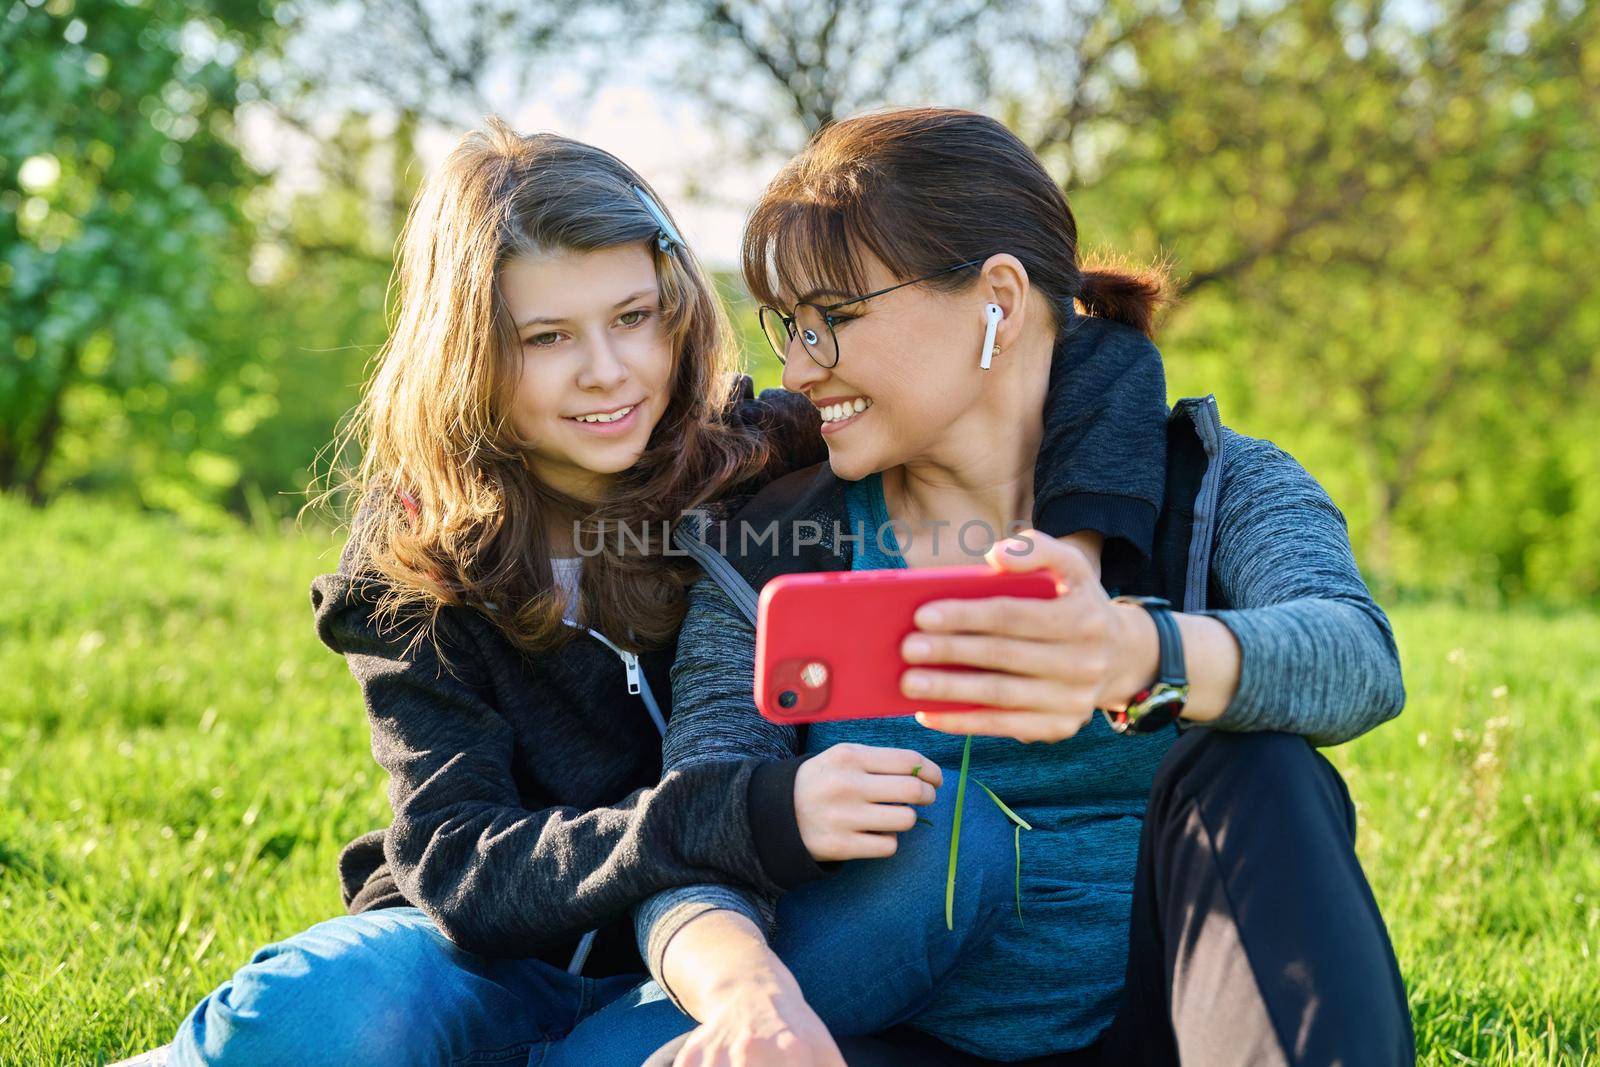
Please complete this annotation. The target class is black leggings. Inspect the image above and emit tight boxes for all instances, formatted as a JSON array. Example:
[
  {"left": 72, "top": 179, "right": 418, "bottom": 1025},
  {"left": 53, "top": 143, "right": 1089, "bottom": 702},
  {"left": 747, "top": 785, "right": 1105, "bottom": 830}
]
[{"left": 655, "top": 728, "right": 1414, "bottom": 1066}]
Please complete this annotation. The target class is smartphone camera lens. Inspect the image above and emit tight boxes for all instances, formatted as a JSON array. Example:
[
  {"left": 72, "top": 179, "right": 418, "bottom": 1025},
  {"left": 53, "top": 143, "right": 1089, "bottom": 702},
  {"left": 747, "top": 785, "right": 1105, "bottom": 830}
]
[{"left": 778, "top": 690, "right": 798, "bottom": 709}]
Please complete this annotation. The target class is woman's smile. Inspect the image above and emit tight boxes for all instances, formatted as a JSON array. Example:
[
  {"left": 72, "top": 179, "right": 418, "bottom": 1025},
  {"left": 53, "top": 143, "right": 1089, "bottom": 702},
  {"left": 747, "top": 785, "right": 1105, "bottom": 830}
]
[{"left": 816, "top": 394, "right": 874, "bottom": 434}]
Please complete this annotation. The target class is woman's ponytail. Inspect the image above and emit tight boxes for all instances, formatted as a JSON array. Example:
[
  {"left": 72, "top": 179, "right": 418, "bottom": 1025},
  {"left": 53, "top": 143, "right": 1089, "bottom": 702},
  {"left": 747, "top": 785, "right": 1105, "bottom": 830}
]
[{"left": 1076, "top": 259, "right": 1171, "bottom": 339}]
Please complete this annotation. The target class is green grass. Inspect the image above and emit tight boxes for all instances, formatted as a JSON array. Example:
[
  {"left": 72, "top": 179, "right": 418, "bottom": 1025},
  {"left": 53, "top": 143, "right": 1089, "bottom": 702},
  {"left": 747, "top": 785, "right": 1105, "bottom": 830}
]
[{"left": 1, "top": 495, "right": 1597, "bottom": 1064}]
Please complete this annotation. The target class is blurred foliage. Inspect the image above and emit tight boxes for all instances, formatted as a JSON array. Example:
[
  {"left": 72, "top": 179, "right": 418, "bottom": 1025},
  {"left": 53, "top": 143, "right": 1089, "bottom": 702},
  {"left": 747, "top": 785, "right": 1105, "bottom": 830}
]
[
  {"left": 0, "top": 0, "right": 269, "bottom": 510},
  {"left": 0, "top": 0, "right": 394, "bottom": 528},
  {"left": 1059, "top": 0, "right": 1600, "bottom": 602},
  {"left": 1, "top": 0, "right": 1595, "bottom": 602}
]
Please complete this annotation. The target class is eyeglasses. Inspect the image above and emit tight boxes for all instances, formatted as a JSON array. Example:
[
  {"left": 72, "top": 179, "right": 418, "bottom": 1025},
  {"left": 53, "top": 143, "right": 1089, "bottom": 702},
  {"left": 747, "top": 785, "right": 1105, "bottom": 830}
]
[{"left": 757, "top": 258, "right": 985, "bottom": 369}]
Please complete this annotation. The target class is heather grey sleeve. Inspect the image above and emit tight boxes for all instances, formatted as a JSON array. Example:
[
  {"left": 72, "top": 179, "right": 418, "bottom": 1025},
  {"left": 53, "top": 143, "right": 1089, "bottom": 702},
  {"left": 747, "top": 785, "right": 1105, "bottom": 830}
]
[
  {"left": 633, "top": 574, "right": 805, "bottom": 1008},
  {"left": 1200, "top": 430, "right": 1406, "bottom": 746},
  {"left": 632, "top": 883, "right": 772, "bottom": 1013},
  {"left": 660, "top": 576, "right": 802, "bottom": 771}
]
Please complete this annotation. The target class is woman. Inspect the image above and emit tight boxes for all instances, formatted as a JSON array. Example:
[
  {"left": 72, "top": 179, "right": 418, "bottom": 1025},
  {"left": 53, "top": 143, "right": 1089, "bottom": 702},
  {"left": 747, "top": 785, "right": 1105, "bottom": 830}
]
[
  {"left": 161, "top": 115, "right": 1168, "bottom": 1066},
  {"left": 549, "top": 106, "right": 1414, "bottom": 1066}
]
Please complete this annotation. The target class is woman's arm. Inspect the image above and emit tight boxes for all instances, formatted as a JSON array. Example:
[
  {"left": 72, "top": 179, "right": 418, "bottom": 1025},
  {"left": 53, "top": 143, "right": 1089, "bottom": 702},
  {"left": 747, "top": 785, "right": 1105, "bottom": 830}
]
[
  {"left": 310, "top": 568, "right": 787, "bottom": 958},
  {"left": 632, "top": 572, "right": 942, "bottom": 1012},
  {"left": 905, "top": 430, "right": 1404, "bottom": 748},
  {"left": 656, "top": 909, "right": 846, "bottom": 1067},
  {"left": 1183, "top": 429, "right": 1406, "bottom": 744}
]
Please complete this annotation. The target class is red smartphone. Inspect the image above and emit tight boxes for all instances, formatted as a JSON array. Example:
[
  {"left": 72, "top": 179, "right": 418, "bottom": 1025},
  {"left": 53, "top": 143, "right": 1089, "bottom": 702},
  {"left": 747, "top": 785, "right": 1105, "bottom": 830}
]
[{"left": 753, "top": 564, "right": 1059, "bottom": 724}]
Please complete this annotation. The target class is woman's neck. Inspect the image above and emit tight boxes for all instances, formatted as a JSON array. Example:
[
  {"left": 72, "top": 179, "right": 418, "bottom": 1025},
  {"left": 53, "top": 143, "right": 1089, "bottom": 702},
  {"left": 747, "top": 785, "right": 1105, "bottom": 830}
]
[
  {"left": 880, "top": 332, "right": 1052, "bottom": 564},
  {"left": 881, "top": 459, "right": 1035, "bottom": 565}
]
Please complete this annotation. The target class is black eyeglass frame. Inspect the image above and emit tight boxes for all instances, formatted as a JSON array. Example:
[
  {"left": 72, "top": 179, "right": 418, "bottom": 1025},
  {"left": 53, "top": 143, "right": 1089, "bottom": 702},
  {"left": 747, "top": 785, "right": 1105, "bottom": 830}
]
[{"left": 757, "top": 257, "right": 987, "bottom": 368}]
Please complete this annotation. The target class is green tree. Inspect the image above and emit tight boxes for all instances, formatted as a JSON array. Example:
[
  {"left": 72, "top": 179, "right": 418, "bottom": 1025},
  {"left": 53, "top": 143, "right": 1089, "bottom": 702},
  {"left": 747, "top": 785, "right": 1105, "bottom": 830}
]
[
  {"left": 0, "top": 0, "right": 274, "bottom": 502},
  {"left": 1060, "top": 0, "right": 1600, "bottom": 599}
]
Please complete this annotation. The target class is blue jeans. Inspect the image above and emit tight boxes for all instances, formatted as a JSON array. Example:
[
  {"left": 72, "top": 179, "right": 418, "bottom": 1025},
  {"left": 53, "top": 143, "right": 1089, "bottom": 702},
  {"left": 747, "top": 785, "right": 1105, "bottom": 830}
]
[
  {"left": 544, "top": 778, "right": 1019, "bottom": 1066},
  {"left": 559, "top": 730, "right": 1412, "bottom": 1067},
  {"left": 166, "top": 783, "right": 1016, "bottom": 1067},
  {"left": 166, "top": 906, "right": 645, "bottom": 1066}
]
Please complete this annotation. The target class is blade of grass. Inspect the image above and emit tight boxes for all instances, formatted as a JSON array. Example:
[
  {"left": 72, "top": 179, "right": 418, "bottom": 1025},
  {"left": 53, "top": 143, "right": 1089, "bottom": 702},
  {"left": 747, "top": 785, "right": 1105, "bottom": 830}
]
[
  {"left": 1015, "top": 824, "right": 1023, "bottom": 923},
  {"left": 974, "top": 777, "right": 1030, "bottom": 923},
  {"left": 972, "top": 778, "right": 1032, "bottom": 830},
  {"left": 945, "top": 735, "right": 973, "bottom": 930}
]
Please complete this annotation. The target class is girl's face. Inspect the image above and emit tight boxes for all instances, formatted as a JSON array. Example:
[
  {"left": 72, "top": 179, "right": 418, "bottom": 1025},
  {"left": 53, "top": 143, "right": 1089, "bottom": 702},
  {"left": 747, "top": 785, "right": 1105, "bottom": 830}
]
[
  {"left": 777, "top": 251, "right": 1000, "bottom": 482},
  {"left": 500, "top": 241, "right": 675, "bottom": 502}
]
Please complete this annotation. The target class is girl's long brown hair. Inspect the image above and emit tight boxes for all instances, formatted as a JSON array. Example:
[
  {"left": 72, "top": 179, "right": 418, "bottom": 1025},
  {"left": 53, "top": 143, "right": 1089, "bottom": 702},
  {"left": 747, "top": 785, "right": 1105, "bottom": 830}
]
[
  {"left": 741, "top": 106, "right": 1169, "bottom": 339},
  {"left": 313, "top": 118, "right": 772, "bottom": 659}
]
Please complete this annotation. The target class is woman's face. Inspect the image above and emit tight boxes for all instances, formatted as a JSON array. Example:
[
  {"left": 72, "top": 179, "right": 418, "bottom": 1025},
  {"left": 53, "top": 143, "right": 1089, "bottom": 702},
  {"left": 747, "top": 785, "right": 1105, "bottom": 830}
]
[
  {"left": 500, "top": 241, "right": 675, "bottom": 502},
  {"left": 777, "top": 251, "right": 1006, "bottom": 482}
]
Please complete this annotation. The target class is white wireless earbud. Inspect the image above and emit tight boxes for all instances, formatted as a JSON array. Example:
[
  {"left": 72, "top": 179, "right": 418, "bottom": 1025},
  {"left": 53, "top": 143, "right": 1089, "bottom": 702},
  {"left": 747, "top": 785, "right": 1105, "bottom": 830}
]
[{"left": 979, "top": 303, "right": 1003, "bottom": 370}]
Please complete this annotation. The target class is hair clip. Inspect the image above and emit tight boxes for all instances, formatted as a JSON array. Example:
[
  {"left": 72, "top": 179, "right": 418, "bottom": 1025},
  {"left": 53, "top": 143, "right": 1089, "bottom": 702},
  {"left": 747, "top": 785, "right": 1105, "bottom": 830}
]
[{"left": 630, "top": 184, "right": 687, "bottom": 255}]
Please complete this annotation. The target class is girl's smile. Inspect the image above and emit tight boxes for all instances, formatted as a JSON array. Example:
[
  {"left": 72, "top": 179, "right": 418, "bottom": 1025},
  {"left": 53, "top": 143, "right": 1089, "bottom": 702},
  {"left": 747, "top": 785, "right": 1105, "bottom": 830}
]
[{"left": 566, "top": 398, "right": 648, "bottom": 435}]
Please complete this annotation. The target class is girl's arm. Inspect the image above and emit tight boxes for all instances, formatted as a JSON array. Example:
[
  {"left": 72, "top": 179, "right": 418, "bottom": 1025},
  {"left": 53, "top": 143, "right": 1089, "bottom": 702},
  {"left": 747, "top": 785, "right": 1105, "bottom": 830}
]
[
  {"left": 1032, "top": 321, "right": 1170, "bottom": 585},
  {"left": 310, "top": 566, "right": 800, "bottom": 959},
  {"left": 726, "top": 375, "right": 830, "bottom": 485},
  {"left": 630, "top": 573, "right": 807, "bottom": 1008}
]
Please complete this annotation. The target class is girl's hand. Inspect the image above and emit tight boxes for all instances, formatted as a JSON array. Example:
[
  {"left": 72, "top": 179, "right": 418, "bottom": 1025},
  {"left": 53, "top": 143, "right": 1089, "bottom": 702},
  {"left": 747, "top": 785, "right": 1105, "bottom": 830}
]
[
  {"left": 793, "top": 742, "right": 943, "bottom": 861},
  {"left": 659, "top": 910, "right": 840, "bottom": 1065},
  {"left": 900, "top": 529, "right": 1159, "bottom": 743},
  {"left": 671, "top": 979, "right": 846, "bottom": 1067}
]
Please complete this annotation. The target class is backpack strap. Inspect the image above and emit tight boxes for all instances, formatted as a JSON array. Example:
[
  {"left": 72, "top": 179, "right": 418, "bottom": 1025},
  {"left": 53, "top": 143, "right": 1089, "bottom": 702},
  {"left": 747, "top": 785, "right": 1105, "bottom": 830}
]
[{"left": 671, "top": 519, "right": 760, "bottom": 627}]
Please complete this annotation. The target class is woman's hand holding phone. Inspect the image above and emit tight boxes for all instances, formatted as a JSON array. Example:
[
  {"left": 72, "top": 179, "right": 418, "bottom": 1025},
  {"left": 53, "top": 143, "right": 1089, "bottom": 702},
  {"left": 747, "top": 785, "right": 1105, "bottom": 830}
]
[
  {"left": 905, "top": 529, "right": 1162, "bottom": 744},
  {"left": 793, "top": 743, "right": 943, "bottom": 861}
]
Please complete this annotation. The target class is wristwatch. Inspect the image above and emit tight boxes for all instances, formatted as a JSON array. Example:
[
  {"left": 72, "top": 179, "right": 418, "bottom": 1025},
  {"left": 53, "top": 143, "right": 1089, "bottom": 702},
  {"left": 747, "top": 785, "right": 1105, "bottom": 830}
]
[{"left": 1100, "top": 596, "right": 1190, "bottom": 735}]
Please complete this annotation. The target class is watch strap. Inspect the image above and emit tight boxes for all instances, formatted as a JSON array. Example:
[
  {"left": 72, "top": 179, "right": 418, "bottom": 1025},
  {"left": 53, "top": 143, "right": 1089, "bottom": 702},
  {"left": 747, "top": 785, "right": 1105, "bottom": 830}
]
[
  {"left": 1148, "top": 601, "right": 1186, "bottom": 687},
  {"left": 1105, "top": 596, "right": 1189, "bottom": 735}
]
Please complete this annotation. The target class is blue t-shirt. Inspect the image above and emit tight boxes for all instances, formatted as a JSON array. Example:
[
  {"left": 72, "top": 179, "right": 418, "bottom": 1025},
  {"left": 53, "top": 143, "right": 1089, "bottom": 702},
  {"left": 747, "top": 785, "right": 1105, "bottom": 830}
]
[{"left": 805, "top": 472, "right": 1175, "bottom": 1053}]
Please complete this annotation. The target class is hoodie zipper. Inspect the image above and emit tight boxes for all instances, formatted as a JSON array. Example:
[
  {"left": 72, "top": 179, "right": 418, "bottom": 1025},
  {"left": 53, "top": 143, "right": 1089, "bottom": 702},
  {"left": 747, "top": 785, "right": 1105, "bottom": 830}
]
[
  {"left": 570, "top": 621, "right": 639, "bottom": 692},
  {"left": 561, "top": 622, "right": 666, "bottom": 976},
  {"left": 483, "top": 572, "right": 666, "bottom": 974},
  {"left": 614, "top": 642, "right": 644, "bottom": 694},
  {"left": 1183, "top": 395, "right": 1225, "bottom": 614}
]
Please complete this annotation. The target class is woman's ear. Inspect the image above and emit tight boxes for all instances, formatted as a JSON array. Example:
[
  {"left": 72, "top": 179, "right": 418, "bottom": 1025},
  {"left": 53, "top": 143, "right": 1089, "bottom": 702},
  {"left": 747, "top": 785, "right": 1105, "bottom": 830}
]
[{"left": 978, "top": 253, "right": 1030, "bottom": 350}]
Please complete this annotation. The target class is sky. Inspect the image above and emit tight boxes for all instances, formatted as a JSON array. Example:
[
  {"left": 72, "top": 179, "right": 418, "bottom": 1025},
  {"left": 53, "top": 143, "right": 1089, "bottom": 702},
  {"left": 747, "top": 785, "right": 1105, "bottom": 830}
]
[
  {"left": 425, "top": 79, "right": 774, "bottom": 269},
  {"left": 242, "top": 62, "right": 781, "bottom": 271}
]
